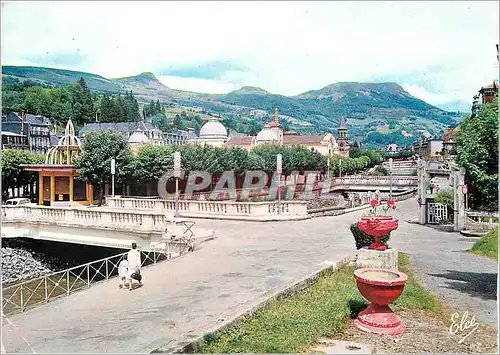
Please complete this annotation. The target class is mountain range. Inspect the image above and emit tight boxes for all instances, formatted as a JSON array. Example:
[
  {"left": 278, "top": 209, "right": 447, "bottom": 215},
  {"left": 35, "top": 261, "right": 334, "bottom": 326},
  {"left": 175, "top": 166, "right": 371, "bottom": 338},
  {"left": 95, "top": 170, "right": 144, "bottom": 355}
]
[{"left": 1, "top": 65, "right": 463, "bottom": 147}]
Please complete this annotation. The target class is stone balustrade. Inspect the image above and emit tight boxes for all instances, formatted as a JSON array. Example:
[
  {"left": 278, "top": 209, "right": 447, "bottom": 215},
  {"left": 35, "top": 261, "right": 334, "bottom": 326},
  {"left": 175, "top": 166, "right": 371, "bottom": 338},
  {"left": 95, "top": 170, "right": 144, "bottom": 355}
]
[
  {"left": 2, "top": 205, "right": 168, "bottom": 231},
  {"left": 106, "top": 197, "right": 309, "bottom": 220},
  {"left": 465, "top": 210, "right": 499, "bottom": 230}
]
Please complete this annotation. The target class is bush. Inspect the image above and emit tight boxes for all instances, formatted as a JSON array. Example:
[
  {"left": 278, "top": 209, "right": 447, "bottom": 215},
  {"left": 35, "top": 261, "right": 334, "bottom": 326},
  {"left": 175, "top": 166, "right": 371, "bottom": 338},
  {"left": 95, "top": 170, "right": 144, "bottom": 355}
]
[
  {"left": 374, "top": 165, "right": 388, "bottom": 176},
  {"left": 434, "top": 191, "right": 454, "bottom": 209},
  {"left": 350, "top": 223, "right": 390, "bottom": 249}
]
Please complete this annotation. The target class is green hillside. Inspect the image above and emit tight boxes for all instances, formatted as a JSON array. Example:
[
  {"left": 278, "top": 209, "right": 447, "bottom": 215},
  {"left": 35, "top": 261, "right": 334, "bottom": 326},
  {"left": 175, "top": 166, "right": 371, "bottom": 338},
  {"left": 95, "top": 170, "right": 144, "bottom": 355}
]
[{"left": 1, "top": 65, "right": 462, "bottom": 147}]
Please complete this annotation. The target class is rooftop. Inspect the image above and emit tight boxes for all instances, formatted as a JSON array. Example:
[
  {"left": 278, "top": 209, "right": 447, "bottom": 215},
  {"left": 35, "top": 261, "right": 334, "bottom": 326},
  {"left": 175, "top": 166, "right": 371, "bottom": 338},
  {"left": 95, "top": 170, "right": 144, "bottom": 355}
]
[
  {"left": 226, "top": 136, "right": 255, "bottom": 146},
  {"left": 283, "top": 134, "right": 328, "bottom": 145}
]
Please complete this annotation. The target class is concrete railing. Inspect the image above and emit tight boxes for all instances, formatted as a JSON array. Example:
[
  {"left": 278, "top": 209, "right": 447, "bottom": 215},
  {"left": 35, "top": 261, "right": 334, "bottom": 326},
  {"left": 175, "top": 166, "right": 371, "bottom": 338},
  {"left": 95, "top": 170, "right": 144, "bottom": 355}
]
[
  {"left": 2, "top": 205, "right": 168, "bottom": 231},
  {"left": 465, "top": 210, "right": 499, "bottom": 231},
  {"left": 330, "top": 176, "right": 418, "bottom": 185},
  {"left": 105, "top": 197, "right": 309, "bottom": 221},
  {"left": 307, "top": 189, "right": 417, "bottom": 217}
]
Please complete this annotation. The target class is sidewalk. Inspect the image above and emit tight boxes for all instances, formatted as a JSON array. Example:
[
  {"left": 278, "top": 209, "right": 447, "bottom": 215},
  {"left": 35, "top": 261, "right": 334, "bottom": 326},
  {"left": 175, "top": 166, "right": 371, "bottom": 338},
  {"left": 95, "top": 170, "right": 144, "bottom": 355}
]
[{"left": 2, "top": 203, "right": 364, "bottom": 353}]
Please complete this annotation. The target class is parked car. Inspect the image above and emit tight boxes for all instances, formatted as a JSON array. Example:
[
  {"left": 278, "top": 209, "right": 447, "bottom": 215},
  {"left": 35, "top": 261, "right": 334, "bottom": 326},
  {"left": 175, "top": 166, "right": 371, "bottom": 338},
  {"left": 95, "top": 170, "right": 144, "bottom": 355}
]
[{"left": 4, "top": 198, "right": 31, "bottom": 206}]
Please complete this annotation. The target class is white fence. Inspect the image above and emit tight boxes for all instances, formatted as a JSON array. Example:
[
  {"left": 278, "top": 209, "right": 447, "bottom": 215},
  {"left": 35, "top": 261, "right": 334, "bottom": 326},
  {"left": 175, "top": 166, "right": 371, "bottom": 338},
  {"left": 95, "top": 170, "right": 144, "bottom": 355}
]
[{"left": 427, "top": 202, "right": 449, "bottom": 224}]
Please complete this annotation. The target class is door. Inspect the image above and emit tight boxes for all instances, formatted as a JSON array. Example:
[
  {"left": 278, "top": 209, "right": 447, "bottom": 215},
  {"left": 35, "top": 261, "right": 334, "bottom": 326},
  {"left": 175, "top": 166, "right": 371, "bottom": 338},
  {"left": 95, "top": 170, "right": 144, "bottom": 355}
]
[{"left": 43, "top": 176, "right": 51, "bottom": 206}]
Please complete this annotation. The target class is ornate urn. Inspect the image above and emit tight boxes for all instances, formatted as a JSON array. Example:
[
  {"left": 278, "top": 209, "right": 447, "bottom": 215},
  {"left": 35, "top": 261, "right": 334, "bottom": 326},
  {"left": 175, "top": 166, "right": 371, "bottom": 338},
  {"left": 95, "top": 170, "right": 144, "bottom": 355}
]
[
  {"left": 354, "top": 267, "right": 408, "bottom": 335},
  {"left": 357, "top": 199, "right": 399, "bottom": 250},
  {"left": 357, "top": 216, "right": 398, "bottom": 250}
]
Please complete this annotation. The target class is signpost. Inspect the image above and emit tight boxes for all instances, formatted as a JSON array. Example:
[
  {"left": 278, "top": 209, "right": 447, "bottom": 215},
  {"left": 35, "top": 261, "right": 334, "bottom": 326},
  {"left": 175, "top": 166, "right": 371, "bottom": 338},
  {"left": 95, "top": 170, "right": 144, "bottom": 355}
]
[
  {"left": 174, "top": 151, "right": 181, "bottom": 217},
  {"left": 462, "top": 184, "right": 468, "bottom": 211},
  {"left": 276, "top": 154, "right": 282, "bottom": 215},
  {"left": 110, "top": 158, "right": 116, "bottom": 196}
]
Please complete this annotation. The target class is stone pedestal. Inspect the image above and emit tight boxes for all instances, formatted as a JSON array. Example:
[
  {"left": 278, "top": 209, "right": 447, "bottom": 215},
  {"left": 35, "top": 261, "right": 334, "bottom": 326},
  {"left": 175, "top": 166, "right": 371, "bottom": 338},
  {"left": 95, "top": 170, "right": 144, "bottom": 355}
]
[{"left": 356, "top": 248, "right": 398, "bottom": 270}]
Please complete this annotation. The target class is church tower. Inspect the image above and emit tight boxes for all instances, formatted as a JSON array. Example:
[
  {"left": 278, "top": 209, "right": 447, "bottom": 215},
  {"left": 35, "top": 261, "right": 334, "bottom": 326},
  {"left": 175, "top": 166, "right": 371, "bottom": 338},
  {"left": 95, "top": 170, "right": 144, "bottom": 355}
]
[{"left": 337, "top": 116, "right": 350, "bottom": 156}]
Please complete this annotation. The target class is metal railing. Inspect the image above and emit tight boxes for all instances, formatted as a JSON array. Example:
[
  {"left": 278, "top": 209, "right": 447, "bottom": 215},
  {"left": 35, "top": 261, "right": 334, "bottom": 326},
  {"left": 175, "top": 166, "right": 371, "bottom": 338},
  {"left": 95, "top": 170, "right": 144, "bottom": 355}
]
[{"left": 2, "top": 247, "right": 183, "bottom": 316}]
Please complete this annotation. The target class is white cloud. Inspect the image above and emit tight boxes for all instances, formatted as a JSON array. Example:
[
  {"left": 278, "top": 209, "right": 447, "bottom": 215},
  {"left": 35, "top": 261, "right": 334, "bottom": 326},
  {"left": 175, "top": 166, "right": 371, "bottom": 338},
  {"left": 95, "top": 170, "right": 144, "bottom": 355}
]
[{"left": 1, "top": 1, "right": 498, "bottom": 110}]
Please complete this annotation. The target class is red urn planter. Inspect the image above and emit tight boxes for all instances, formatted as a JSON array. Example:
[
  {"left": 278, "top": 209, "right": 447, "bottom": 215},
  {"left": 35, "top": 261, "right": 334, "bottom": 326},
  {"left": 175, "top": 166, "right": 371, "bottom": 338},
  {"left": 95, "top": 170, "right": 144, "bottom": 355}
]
[
  {"left": 354, "top": 268, "right": 408, "bottom": 335},
  {"left": 357, "top": 216, "right": 399, "bottom": 251}
]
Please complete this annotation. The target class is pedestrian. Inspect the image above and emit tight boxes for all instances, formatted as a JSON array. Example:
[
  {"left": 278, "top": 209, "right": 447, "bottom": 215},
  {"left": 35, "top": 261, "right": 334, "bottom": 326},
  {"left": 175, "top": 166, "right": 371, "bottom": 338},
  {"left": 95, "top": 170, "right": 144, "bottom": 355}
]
[
  {"left": 127, "top": 242, "right": 142, "bottom": 291},
  {"left": 118, "top": 257, "right": 129, "bottom": 289}
]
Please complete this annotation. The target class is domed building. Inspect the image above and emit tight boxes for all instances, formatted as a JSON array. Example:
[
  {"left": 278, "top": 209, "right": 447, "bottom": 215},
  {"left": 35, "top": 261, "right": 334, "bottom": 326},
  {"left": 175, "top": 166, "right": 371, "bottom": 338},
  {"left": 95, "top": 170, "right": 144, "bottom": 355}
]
[
  {"left": 226, "top": 107, "right": 342, "bottom": 155},
  {"left": 189, "top": 118, "right": 228, "bottom": 146}
]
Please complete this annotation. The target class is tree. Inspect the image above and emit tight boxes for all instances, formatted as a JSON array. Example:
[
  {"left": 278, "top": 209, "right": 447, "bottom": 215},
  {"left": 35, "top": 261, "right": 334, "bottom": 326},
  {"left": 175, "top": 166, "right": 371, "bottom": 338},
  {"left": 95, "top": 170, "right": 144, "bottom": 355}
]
[
  {"left": 455, "top": 98, "right": 498, "bottom": 210},
  {"left": 73, "top": 131, "right": 134, "bottom": 205},
  {"left": 0, "top": 149, "right": 44, "bottom": 201},
  {"left": 21, "top": 86, "right": 52, "bottom": 117},
  {"left": 133, "top": 145, "right": 174, "bottom": 183}
]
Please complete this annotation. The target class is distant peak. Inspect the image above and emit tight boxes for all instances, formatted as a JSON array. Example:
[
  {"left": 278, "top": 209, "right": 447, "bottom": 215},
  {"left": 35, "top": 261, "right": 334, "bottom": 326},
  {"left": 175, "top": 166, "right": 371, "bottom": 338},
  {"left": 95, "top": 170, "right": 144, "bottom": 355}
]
[
  {"left": 137, "top": 72, "right": 158, "bottom": 80},
  {"left": 232, "top": 86, "right": 269, "bottom": 95}
]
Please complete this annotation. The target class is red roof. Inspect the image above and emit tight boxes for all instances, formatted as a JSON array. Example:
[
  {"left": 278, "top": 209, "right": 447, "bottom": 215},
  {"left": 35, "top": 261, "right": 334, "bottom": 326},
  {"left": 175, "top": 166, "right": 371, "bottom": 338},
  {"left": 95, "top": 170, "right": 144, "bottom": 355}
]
[
  {"left": 283, "top": 135, "right": 327, "bottom": 145},
  {"left": 226, "top": 136, "right": 254, "bottom": 146}
]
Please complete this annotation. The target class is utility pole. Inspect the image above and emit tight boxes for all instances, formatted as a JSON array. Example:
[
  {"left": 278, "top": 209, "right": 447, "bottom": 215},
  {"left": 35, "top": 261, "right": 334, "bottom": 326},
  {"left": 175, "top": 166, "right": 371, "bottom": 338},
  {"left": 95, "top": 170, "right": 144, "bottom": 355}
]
[
  {"left": 110, "top": 158, "right": 116, "bottom": 196},
  {"left": 174, "top": 151, "right": 181, "bottom": 217},
  {"left": 276, "top": 153, "right": 283, "bottom": 215}
]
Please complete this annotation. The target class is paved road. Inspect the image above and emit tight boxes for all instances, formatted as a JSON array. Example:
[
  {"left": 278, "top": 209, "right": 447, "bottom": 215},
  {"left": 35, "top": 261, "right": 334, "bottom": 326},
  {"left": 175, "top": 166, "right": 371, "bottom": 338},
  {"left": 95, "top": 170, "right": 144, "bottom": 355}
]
[
  {"left": 391, "top": 200, "right": 498, "bottom": 326},
  {"left": 2, "top": 199, "right": 497, "bottom": 353}
]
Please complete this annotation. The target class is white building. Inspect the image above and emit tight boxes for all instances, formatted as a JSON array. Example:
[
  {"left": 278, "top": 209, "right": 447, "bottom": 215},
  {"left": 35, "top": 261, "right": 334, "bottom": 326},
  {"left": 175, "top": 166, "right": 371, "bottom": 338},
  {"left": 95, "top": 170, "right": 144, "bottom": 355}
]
[{"left": 188, "top": 118, "right": 228, "bottom": 147}]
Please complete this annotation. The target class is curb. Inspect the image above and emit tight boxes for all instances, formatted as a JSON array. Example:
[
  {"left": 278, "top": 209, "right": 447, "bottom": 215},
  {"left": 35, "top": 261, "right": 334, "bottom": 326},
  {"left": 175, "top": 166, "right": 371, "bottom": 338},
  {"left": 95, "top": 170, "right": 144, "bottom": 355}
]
[
  {"left": 152, "top": 253, "right": 356, "bottom": 354},
  {"left": 180, "top": 214, "right": 312, "bottom": 222}
]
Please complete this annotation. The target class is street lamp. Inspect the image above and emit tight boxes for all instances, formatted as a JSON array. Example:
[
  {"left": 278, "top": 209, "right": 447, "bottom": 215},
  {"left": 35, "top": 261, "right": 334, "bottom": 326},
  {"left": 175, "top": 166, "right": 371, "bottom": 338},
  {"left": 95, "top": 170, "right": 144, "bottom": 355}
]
[
  {"left": 110, "top": 158, "right": 116, "bottom": 196},
  {"left": 389, "top": 158, "right": 393, "bottom": 200},
  {"left": 276, "top": 153, "right": 283, "bottom": 215},
  {"left": 174, "top": 151, "right": 181, "bottom": 217},
  {"left": 339, "top": 159, "right": 342, "bottom": 178}
]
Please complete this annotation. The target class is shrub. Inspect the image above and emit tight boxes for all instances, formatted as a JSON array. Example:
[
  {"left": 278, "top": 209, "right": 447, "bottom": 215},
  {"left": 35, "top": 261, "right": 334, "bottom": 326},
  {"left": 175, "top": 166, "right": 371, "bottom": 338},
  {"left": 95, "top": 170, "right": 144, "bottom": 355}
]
[
  {"left": 350, "top": 223, "right": 390, "bottom": 249},
  {"left": 372, "top": 165, "right": 388, "bottom": 176},
  {"left": 434, "top": 191, "right": 454, "bottom": 209}
]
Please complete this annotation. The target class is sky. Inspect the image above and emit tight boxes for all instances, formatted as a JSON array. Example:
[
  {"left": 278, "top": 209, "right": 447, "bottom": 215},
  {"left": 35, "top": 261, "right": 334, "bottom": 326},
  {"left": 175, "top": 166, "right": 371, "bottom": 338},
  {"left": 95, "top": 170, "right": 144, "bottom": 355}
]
[{"left": 2, "top": 1, "right": 499, "bottom": 112}]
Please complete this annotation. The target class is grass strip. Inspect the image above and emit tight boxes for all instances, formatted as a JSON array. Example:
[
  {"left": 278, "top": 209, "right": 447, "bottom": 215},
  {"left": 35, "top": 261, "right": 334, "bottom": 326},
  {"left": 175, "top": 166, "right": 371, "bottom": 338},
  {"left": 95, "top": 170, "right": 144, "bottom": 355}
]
[
  {"left": 196, "top": 253, "right": 446, "bottom": 353},
  {"left": 468, "top": 227, "right": 498, "bottom": 261}
]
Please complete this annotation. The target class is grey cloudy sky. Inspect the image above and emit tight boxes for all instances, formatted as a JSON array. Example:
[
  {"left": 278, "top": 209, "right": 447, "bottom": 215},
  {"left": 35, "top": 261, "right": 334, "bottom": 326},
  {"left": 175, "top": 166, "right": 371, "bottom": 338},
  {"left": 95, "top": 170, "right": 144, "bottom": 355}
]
[{"left": 2, "top": 1, "right": 498, "bottom": 111}]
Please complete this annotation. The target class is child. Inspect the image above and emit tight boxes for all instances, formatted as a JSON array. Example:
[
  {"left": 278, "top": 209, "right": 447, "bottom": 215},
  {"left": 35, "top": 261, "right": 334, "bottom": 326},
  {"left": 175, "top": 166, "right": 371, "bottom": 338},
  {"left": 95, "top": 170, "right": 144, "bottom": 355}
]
[{"left": 118, "top": 257, "right": 129, "bottom": 289}]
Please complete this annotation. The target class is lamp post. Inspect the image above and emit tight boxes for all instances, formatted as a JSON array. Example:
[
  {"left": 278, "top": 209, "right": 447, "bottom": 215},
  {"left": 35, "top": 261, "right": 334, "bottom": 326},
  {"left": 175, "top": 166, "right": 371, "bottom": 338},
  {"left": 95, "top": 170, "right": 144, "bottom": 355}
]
[
  {"left": 276, "top": 153, "right": 282, "bottom": 215},
  {"left": 174, "top": 151, "right": 181, "bottom": 217},
  {"left": 339, "top": 159, "right": 342, "bottom": 178},
  {"left": 110, "top": 158, "right": 116, "bottom": 196},
  {"left": 326, "top": 158, "right": 330, "bottom": 179},
  {"left": 389, "top": 158, "right": 393, "bottom": 200}
]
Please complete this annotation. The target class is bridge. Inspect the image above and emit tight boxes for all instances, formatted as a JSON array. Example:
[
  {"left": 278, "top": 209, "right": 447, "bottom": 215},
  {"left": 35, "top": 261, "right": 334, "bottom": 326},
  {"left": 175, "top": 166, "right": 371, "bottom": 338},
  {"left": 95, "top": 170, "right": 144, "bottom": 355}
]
[
  {"left": 5, "top": 198, "right": 491, "bottom": 354},
  {"left": 326, "top": 175, "right": 417, "bottom": 192},
  {"left": 1, "top": 205, "right": 215, "bottom": 251},
  {"left": 170, "top": 175, "right": 418, "bottom": 201}
]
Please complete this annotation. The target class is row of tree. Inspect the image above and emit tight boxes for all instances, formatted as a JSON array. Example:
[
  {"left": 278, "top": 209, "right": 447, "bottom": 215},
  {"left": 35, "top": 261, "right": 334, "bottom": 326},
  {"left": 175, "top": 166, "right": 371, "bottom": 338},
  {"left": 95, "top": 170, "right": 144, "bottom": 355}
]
[
  {"left": 71, "top": 131, "right": 386, "bottom": 202},
  {"left": 0, "top": 131, "right": 386, "bottom": 203},
  {"left": 2, "top": 77, "right": 140, "bottom": 126}
]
